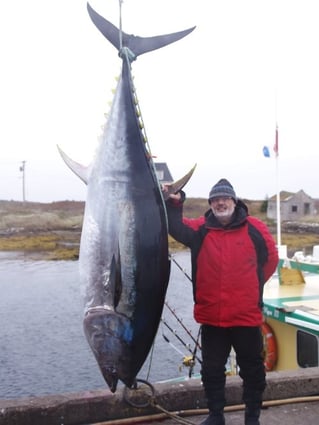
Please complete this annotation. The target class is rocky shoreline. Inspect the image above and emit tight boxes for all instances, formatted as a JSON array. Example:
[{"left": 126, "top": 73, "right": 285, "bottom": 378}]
[
  {"left": 1, "top": 200, "right": 318, "bottom": 260},
  {"left": 0, "top": 200, "right": 83, "bottom": 260}
]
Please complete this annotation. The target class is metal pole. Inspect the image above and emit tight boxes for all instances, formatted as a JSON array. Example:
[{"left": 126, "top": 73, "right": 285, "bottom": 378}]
[
  {"left": 19, "top": 160, "right": 26, "bottom": 202},
  {"left": 275, "top": 155, "right": 281, "bottom": 246},
  {"left": 274, "top": 124, "right": 281, "bottom": 247}
]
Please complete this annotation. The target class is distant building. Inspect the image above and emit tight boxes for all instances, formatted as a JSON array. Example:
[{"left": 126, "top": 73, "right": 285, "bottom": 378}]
[
  {"left": 154, "top": 162, "right": 173, "bottom": 184},
  {"left": 267, "top": 190, "right": 316, "bottom": 221}
]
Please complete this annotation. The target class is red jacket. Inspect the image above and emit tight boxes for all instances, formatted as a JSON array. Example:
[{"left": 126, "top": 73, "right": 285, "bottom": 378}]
[{"left": 166, "top": 198, "right": 278, "bottom": 327}]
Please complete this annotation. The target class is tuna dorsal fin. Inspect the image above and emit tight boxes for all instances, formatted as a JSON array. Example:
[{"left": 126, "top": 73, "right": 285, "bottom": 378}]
[
  {"left": 87, "top": 2, "right": 195, "bottom": 59},
  {"left": 57, "top": 145, "right": 90, "bottom": 185},
  {"left": 162, "top": 164, "right": 197, "bottom": 200}
]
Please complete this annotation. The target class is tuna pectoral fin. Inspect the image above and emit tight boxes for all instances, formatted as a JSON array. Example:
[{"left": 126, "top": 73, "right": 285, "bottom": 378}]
[
  {"left": 110, "top": 254, "right": 122, "bottom": 308},
  {"left": 162, "top": 164, "right": 197, "bottom": 200},
  {"left": 57, "top": 145, "right": 90, "bottom": 184}
]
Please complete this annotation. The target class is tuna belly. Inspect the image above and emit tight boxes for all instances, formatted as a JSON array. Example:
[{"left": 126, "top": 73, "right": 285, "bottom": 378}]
[{"left": 83, "top": 309, "right": 134, "bottom": 393}]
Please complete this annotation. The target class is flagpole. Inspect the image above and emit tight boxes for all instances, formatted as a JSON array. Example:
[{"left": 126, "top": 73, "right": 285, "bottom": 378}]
[
  {"left": 274, "top": 123, "right": 281, "bottom": 247},
  {"left": 275, "top": 157, "right": 281, "bottom": 247},
  {"left": 263, "top": 120, "right": 284, "bottom": 256}
]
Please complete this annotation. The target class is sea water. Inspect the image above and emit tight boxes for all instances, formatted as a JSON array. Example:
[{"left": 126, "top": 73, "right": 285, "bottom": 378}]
[{"left": 0, "top": 251, "right": 200, "bottom": 399}]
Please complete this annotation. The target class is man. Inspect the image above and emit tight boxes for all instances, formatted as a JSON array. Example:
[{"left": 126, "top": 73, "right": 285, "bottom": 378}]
[{"left": 163, "top": 178, "right": 278, "bottom": 425}]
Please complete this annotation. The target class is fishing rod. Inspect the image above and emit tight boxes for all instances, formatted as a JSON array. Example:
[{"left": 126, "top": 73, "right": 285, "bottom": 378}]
[
  {"left": 162, "top": 333, "right": 186, "bottom": 358},
  {"left": 165, "top": 301, "right": 202, "bottom": 350},
  {"left": 169, "top": 253, "right": 192, "bottom": 283},
  {"left": 161, "top": 330, "right": 200, "bottom": 374},
  {"left": 166, "top": 254, "right": 203, "bottom": 374},
  {"left": 161, "top": 318, "right": 202, "bottom": 365}
]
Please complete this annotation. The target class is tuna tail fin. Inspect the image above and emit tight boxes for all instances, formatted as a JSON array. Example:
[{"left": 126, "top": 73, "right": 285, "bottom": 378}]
[
  {"left": 57, "top": 145, "right": 90, "bottom": 185},
  {"left": 87, "top": 2, "right": 195, "bottom": 59},
  {"left": 163, "top": 164, "right": 197, "bottom": 200}
]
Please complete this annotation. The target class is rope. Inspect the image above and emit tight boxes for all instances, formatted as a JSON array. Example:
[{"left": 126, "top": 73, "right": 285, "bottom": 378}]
[
  {"left": 144, "top": 339, "right": 156, "bottom": 382},
  {"left": 151, "top": 402, "right": 197, "bottom": 425},
  {"left": 122, "top": 379, "right": 197, "bottom": 424},
  {"left": 117, "top": 0, "right": 165, "bottom": 210},
  {"left": 91, "top": 395, "right": 319, "bottom": 424},
  {"left": 116, "top": 0, "right": 157, "bottom": 185},
  {"left": 118, "top": 0, "right": 123, "bottom": 50},
  {"left": 114, "top": 0, "right": 198, "bottom": 384},
  {"left": 123, "top": 379, "right": 155, "bottom": 409}
]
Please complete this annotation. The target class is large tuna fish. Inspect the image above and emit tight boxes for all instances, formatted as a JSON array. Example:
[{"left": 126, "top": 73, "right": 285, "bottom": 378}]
[{"left": 59, "top": 3, "right": 195, "bottom": 393}]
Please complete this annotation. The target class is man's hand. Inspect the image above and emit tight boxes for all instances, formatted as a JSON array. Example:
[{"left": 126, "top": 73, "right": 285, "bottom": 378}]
[{"left": 161, "top": 184, "right": 182, "bottom": 201}]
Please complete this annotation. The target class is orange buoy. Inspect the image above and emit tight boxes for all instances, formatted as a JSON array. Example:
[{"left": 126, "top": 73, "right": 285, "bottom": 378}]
[{"left": 261, "top": 322, "right": 278, "bottom": 371}]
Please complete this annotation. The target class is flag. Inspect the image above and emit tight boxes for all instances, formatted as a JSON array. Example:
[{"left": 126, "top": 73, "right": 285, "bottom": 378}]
[
  {"left": 273, "top": 124, "right": 279, "bottom": 156},
  {"left": 263, "top": 146, "right": 270, "bottom": 158},
  {"left": 263, "top": 124, "right": 279, "bottom": 158}
]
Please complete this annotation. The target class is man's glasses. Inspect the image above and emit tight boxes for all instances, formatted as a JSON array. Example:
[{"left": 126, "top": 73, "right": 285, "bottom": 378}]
[{"left": 210, "top": 196, "right": 233, "bottom": 203}]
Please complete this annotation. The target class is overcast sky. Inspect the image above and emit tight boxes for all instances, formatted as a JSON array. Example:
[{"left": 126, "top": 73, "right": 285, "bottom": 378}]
[{"left": 1, "top": 0, "right": 319, "bottom": 202}]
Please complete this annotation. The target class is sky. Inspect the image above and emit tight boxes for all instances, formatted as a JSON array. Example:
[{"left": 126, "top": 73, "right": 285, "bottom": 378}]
[{"left": 1, "top": 0, "right": 319, "bottom": 202}]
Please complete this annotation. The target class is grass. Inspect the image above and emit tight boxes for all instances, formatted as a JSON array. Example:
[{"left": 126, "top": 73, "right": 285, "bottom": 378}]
[
  {"left": 0, "top": 232, "right": 80, "bottom": 260},
  {"left": 0, "top": 234, "right": 58, "bottom": 251},
  {"left": 280, "top": 233, "right": 319, "bottom": 256}
]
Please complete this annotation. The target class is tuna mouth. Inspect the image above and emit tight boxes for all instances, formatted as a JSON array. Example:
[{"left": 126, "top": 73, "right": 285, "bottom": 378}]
[
  {"left": 101, "top": 367, "right": 139, "bottom": 393},
  {"left": 101, "top": 366, "right": 119, "bottom": 393},
  {"left": 101, "top": 362, "right": 137, "bottom": 393}
]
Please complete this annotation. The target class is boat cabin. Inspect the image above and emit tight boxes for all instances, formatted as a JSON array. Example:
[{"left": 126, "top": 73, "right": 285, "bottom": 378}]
[{"left": 263, "top": 247, "right": 319, "bottom": 371}]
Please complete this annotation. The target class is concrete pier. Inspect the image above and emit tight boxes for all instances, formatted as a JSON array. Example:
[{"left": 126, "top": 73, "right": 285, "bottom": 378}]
[{"left": 0, "top": 368, "right": 319, "bottom": 425}]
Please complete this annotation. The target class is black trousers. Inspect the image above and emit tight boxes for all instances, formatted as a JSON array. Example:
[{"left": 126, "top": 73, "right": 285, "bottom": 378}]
[{"left": 201, "top": 325, "right": 266, "bottom": 410}]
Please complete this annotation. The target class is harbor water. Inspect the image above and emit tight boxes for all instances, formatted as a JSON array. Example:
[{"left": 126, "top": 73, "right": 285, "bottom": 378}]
[{"left": 0, "top": 250, "right": 201, "bottom": 399}]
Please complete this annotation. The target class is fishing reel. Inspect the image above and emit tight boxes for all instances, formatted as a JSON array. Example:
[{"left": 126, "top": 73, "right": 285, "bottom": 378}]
[{"left": 182, "top": 355, "right": 196, "bottom": 368}]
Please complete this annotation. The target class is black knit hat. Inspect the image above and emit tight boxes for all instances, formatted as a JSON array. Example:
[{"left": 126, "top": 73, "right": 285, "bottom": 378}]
[{"left": 208, "top": 178, "right": 237, "bottom": 203}]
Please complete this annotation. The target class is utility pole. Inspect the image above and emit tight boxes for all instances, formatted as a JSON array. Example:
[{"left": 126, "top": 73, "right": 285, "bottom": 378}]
[{"left": 19, "top": 160, "right": 26, "bottom": 202}]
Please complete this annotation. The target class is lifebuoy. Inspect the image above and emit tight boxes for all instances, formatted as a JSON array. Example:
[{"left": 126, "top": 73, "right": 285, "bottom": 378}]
[{"left": 261, "top": 322, "right": 278, "bottom": 371}]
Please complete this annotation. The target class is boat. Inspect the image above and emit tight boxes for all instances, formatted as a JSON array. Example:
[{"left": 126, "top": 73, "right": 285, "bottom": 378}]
[{"left": 262, "top": 245, "right": 319, "bottom": 372}]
